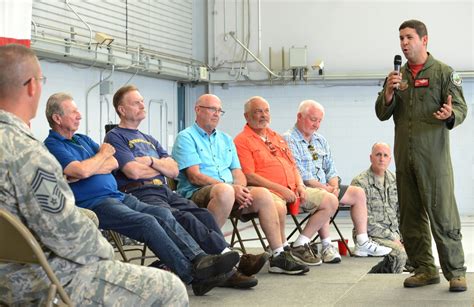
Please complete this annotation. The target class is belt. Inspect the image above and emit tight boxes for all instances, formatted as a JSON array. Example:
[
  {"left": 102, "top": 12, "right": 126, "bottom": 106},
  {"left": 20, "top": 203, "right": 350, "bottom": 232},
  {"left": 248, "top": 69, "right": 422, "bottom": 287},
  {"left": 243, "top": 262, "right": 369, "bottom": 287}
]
[{"left": 120, "top": 179, "right": 163, "bottom": 193}]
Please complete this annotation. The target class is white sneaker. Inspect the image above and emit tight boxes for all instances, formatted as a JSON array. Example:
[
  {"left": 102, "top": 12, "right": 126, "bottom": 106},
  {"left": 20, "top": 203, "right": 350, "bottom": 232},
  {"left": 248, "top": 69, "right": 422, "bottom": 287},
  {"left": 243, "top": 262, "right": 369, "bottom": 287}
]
[
  {"left": 353, "top": 239, "right": 392, "bottom": 257},
  {"left": 322, "top": 244, "right": 341, "bottom": 263}
]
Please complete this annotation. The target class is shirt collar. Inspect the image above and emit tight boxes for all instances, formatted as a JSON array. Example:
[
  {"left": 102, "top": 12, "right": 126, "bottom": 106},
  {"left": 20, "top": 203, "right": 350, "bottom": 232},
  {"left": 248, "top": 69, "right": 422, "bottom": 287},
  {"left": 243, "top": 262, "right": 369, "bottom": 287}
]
[
  {"left": 0, "top": 110, "right": 35, "bottom": 139},
  {"left": 243, "top": 124, "right": 275, "bottom": 140},
  {"left": 193, "top": 122, "right": 217, "bottom": 137},
  {"left": 48, "top": 129, "right": 72, "bottom": 142},
  {"left": 291, "top": 125, "right": 311, "bottom": 144}
]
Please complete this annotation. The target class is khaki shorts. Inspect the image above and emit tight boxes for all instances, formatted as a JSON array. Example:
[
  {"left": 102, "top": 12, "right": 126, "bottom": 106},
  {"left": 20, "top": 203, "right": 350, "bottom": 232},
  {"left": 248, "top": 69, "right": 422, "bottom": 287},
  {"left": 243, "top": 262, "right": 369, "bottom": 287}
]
[
  {"left": 270, "top": 187, "right": 327, "bottom": 214},
  {"left": 191, "top": 184, "right": 243, "bottom": 218},
  {"left": 190, "top": 185, "right": 213, "bottom": 208}
]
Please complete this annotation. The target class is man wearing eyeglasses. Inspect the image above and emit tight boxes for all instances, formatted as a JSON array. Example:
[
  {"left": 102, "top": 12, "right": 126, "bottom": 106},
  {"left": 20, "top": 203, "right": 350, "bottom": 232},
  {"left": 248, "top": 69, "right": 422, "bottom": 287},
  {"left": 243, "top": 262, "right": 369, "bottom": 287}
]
[
  {"left": 0, "top": 44, "right": 187, "bottom": 305},
  {"left": 105, "top": 85, "right": 267, "bottom": 289},
  {"left": 235, "top": 96, "right": 343, "bottom": 267},
  {"left": 173, "top": 94, "right": 309, "bottom": 275},
  {"left": 44, "top": 92, "right": 244, "bottom": 296},
  {"left": 284, "top": 99, "right": 392, "bottom": 258}
]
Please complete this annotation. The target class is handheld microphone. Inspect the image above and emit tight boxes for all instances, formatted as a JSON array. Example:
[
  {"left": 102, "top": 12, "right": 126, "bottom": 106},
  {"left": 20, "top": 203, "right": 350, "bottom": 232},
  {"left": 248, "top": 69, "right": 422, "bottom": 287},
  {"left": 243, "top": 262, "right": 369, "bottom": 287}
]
[
  {"left": 393, "top": 55, "right": 402, "bottom": 91},
  {"left": 394, "top": 55, "right": 402, "bottom": 74}
]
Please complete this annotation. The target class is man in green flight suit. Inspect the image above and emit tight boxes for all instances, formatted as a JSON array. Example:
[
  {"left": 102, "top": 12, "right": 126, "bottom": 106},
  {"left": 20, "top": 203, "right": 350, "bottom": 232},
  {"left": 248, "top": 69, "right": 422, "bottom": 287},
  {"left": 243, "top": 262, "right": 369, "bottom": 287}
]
[{"left": 376, "top": 19, "right": 467, "bottom": 292}]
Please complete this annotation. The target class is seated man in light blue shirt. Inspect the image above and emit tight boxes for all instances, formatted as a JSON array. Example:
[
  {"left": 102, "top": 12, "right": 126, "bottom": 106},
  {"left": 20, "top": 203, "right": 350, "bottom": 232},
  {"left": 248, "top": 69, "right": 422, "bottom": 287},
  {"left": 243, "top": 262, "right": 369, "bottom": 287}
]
[
  {"left": 283, "top": 99, "right": 391, "bottom": 257},
  {"left": 173, "top": 94, "right": 309, "bottom": 275}
]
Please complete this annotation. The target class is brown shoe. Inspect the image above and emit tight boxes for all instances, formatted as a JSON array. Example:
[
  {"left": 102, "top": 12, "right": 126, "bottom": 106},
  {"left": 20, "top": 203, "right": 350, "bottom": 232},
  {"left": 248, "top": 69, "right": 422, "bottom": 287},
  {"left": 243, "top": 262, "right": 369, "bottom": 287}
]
[
  {"left": 237, "top": 252, "right": 270, "bottom": 276},
  {"left": 404, "top": 272, "right": 440, "bottom": 288},
  {"left": 449, "top": 276, "right": 467, "bottom": 292},
  {"left": 219, "top": 270, "right": 258, "bottom": 289}
]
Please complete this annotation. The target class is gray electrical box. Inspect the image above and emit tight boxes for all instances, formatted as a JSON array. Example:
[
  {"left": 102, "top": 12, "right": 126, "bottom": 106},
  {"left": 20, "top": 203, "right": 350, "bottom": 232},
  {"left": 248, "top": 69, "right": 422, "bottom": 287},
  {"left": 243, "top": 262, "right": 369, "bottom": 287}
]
[
  {"left": 100, "top": 80, "right": 114, "bottom": 95},
  {"left": 289, "top": 47, "right": 307, "bottom": 68}
]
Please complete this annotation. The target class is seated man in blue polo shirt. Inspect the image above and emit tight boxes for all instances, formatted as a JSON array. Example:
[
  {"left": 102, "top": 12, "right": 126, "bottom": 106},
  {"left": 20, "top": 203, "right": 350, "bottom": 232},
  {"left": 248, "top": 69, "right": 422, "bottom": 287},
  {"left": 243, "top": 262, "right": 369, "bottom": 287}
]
[{"left": 43, "top": 92, "right": 239, "bottom": 296}]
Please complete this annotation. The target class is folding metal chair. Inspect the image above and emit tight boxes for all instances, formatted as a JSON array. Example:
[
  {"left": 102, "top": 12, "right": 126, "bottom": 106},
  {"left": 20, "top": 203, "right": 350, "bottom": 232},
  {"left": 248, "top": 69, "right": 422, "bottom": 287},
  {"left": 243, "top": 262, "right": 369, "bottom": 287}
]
[
  {"left": 286, "top": 204, "right": 353, "bottom": 256},
  {"left": 0, "top": 209, "right": 73, "bottom": 306}
]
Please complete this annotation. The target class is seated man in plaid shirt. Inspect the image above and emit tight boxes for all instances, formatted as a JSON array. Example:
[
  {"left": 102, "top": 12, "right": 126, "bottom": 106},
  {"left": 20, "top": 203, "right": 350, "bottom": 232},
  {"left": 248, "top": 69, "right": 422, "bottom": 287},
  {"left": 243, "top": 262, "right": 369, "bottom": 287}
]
[{"left": 284, "top": 99, "right": 391, "bottom": 258}]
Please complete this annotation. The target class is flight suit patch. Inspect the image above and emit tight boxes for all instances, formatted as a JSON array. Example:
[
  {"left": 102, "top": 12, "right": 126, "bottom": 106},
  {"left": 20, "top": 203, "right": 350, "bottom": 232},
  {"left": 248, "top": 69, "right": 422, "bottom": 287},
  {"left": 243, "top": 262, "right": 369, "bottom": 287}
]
[
  {"left": 414, "top": 78, "right": 429, "bottom": 87},
  {"left": 450, "top": 71, "right": 462, "bottom": 86}
]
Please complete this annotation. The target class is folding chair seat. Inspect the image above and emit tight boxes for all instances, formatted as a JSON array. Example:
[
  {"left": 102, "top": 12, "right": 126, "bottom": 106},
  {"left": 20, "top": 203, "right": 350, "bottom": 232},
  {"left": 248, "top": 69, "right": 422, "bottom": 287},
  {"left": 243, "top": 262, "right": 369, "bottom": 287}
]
[
  {"left": 286, "top": 204, "right": 353, "bottom": 256},
  {"left": 0, "top": 209, "right": 73, "bottom": 306}
]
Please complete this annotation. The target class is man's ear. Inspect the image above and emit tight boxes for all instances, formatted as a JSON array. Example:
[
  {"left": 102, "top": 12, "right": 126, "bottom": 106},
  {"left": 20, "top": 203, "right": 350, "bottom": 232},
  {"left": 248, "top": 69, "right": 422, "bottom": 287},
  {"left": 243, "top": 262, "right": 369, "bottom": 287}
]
[
  {"left": 52, "top": 113, "right": 61, "bottom": 126},
  {"left": 422, "top": 35, "right": 428, "bottom": 47},
  {"left": 25, "top": 78, "right": 36, "bottom": 97},
  {"left": 118, "top": 105, "right": 127, "bottom": 117}
]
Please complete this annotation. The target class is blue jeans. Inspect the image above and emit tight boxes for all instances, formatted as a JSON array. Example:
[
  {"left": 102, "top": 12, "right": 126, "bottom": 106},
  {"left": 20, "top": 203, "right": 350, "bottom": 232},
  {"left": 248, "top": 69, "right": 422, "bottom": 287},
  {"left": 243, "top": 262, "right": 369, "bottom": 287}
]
[
  {"left": 129, "top": 185, "right": 228, "bottom": 254},
  {"left": 93, "top": 194, "right": 203, "bottom": 284}
]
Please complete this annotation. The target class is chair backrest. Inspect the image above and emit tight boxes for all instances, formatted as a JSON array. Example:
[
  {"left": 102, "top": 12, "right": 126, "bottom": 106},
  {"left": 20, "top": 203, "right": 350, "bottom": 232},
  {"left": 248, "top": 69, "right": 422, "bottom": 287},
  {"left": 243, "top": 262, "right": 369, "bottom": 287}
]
[
  {"left": 105, "top": 123, "right": 118, "bottom": 134},
  {"left": 166, "top": 177, "right": 177, "bottom": 191},
  {"left": 0, "top": 209, "right": 73, "bottom": 306}
]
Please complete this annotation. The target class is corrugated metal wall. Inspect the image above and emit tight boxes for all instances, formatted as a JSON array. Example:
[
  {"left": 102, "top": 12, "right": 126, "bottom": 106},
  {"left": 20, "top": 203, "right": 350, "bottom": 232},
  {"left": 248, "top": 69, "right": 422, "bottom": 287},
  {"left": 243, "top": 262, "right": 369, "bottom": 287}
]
[{"left": 31, "top": 0, "right": 195, "bottom": 79}]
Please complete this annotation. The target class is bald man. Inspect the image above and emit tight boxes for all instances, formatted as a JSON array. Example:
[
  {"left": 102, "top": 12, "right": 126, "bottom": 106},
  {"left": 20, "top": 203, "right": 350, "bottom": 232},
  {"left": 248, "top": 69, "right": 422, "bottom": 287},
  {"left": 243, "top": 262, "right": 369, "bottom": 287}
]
[
  {"left": 351, "top": 143, "right": 407, "bottom": 273},
  {"left": 173, "top": 94, "right": 308, "bottom": 275}
]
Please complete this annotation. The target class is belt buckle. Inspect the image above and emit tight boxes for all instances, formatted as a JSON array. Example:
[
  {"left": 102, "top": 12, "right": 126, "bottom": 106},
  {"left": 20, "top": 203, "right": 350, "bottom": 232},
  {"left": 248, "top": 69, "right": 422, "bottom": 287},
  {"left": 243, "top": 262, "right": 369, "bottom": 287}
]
[{"left": 151, "top": 179, "right": 163, "bottom": 185}]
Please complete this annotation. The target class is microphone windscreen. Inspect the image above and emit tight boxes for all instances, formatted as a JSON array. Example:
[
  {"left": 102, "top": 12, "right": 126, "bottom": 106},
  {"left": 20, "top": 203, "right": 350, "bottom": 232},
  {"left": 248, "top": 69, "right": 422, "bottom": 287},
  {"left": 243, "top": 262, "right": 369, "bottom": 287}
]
[{"left": 394, "top": 55, "right": 402, "bottom": 66}]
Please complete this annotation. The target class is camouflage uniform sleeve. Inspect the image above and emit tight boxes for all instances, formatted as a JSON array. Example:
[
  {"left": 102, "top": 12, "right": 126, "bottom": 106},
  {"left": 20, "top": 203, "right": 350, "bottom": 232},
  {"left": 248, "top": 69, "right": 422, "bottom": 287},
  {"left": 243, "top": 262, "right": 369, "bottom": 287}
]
[{"left": 7, "top": 139, "right": 114, "bottom": 264}]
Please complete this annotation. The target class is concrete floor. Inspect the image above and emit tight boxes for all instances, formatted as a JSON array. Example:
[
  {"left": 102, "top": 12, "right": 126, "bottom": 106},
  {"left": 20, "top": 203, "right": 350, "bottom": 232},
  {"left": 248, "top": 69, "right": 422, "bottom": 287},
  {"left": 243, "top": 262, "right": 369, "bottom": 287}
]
[
  {"left": 122, "top": 213, "right": 473, "bottom": 306},
  {"left": 187, "top": 213, "right": 474, "bottom": 306}
]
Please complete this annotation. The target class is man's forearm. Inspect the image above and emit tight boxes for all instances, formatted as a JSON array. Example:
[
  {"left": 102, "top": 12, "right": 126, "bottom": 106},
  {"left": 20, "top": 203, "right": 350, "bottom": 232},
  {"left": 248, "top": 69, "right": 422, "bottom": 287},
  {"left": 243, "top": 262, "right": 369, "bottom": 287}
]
[
  {"left": 95, "top": 156, "right": 118, "bottom": 174},
  {"left": 64, "top": 152, "right": 111, "bottom": 179},
  {"left": 304, "top": 179, "right": 325, "bottom": 189},
  {"left": 151, "top": 157, "right": 179, "bottom": 178},
  {"left": 188, "top": 172, "right": 221, "bottom": 186}
]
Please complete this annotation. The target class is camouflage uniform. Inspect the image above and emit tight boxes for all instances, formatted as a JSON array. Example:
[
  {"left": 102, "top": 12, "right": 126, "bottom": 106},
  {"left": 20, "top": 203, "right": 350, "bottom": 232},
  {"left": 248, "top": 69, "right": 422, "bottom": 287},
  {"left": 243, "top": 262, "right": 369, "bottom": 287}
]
[
  {"left": 376, "top": 54, "right": 467, "bottom": 280},
  {"left": 351, "top": 168, "right": 407, "bottom": 273},
  {"left": 78, "top": 207, "right": 99, "bottom": 227},
  {"left": 0, "top": 110, "right": 188, "bottom": 306}
]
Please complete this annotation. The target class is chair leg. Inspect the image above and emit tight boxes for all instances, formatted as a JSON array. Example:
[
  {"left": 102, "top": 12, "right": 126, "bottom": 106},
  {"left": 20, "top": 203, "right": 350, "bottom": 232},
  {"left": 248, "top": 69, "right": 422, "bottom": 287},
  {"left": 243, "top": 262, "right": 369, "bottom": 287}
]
[
  {"left": 140, "top": 245, "right": 148, "bottom": 266},
  {"left": 332, "top": 220, "right": 353, "bottom": 256},
  {"left": 251, "top": 218, "right": 267, "bottom": 250},
  {"left": 45, "top": 284, "right": 57, "bottom": 307},
  {"left": 109, "top": 230, "right": 129, "bottom": 262},
  {"left": 230, "top": 217, "right": 247, "bottom": 254},
  {"left": 286, "top": 214, "right": 310, "bottom": 242}
]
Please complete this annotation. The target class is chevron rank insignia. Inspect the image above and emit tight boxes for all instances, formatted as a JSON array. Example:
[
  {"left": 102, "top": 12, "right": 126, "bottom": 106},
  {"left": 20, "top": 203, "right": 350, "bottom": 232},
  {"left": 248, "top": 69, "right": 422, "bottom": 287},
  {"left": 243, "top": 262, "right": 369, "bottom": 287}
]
[{"left": 31, "top": 168, "right": 66, "bottom": 214}]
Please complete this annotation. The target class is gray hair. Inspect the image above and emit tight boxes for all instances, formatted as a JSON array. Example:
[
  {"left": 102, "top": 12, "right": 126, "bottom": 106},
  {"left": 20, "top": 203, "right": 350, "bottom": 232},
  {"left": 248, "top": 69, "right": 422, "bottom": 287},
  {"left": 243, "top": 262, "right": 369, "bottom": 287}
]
[
  {"left": 298, "top": 99, "right": 324, "bottom": 116},
  {"left": 0, "top": 44, "right": 39, "bottom": 98},
  {"left": 45, "top": 92, "right": 73, "bottom": 128},
  {"left": 244, "top": 96, "right": 268, "bottom": 113}
]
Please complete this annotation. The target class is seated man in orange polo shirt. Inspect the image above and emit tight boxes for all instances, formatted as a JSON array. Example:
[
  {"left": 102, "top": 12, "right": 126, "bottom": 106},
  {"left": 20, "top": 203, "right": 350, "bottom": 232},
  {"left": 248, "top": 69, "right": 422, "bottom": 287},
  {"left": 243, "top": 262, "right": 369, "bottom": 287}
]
[
  {"left": 234, "top": 96, "right": 339, "bottom": 266},
  {"left": 173, "top": 94, "right": 308, "bottom": 275}
]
